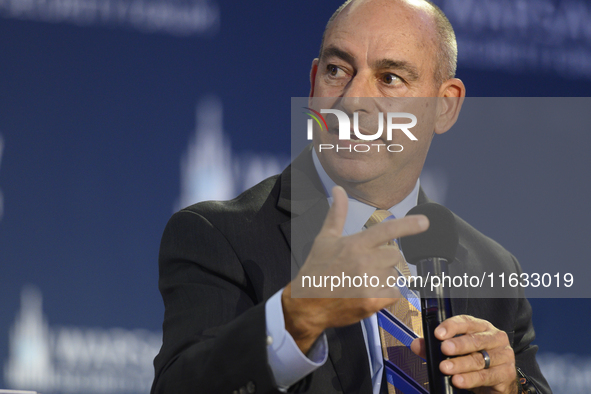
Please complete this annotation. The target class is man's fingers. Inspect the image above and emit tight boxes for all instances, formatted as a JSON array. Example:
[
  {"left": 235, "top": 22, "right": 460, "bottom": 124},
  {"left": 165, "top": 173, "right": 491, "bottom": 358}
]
[
  {"left": 318, "top": 189, "right": 429, "bottom": 245},
  {"left": 450, "top": 364, "right": 517, "bottom": 391},
  {"left": 435, "top": 315, "right": 491, "bottom": 340},
  {"left": 441, "top": 329, "right": 509, "bottom": 357},
  {"left": 356, "top": 214, "right": 429, "bottom": 247},
  {"left": 440, "top": 346, "right": 514, "bottom": 375},
  {"left": 318, "top": 186, "right": 349, "bottom": 237},
  {"left": 435, "top": 316, "right": 510, "bottom": 358}
]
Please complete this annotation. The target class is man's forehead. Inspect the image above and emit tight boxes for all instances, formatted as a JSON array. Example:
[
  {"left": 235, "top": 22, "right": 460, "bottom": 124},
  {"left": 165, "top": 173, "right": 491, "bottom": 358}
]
[
  {"left": 321, "top": 0, "right": 438, "bottom": 68},
  {"left": 329, "top": 0, "right": 435, "bottom": 40}
]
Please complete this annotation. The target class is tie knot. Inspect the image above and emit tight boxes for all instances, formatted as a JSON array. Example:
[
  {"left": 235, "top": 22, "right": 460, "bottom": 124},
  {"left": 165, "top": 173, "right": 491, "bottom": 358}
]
[{"left": 364, "top": 209, "right": 395, "bottom": 229}]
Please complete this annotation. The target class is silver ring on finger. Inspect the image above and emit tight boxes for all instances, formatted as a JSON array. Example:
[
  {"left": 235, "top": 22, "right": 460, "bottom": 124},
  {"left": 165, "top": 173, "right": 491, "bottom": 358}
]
[{"left": 479, "top": 349, "right": 491, "bottom": 370}]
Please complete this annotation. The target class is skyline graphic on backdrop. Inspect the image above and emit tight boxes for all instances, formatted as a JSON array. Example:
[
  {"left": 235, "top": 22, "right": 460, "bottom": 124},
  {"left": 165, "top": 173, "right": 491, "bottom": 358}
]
[
  {"left": 0, "top": 0, "right": 219, "bottom": 36},
  {"left": 176, "top": 97, "right": 289, "bottom": 210},
  {"left": 4, "top": 286, "right": 161, "bottom": 393}
]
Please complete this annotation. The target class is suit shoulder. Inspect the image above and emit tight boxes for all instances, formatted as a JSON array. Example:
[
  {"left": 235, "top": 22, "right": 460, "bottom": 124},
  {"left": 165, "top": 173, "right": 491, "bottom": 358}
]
[
  {"left": 453, "top": 211, "right": 518, "bottom": 267},
  {"left": 177, "top": 174, "right": 281, "bottom": 222}
]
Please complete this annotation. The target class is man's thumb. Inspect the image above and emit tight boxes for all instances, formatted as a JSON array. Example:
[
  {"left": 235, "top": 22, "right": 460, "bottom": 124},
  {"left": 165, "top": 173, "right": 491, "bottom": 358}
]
[{"left": 319, "top": 186, "right": 348, "bottom": 237}]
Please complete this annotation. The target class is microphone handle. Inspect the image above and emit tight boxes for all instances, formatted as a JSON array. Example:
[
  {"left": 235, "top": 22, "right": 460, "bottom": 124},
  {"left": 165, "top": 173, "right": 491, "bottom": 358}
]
[{"left": 417, "top": 257, "right": 457, "bottom": 394}]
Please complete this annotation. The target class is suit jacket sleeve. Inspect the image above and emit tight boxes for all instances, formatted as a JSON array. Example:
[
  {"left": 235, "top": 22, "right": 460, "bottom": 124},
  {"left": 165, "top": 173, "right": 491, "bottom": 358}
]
[
  {"left": 151, "top": 209, "right": 282, "bottom": 394},
  {"left": 510, "top": 254, "right": 552, "bottom": 394}
]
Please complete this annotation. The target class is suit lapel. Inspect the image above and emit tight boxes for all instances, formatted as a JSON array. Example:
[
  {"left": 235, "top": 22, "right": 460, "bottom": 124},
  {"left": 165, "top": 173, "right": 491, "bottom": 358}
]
[
  {"left": 449, "top": 242, "right": 469, "bottom": 316},
  {"left": 417, "top": 188, "right": 469, "bottom": 316},
  {"left": 327, "top": 325, "right": 374, "bottom": 394},
  {"left": 277, "top": 146, "right": 328, "bottom": 274},
  {"left": 279, "top": 199, "right": 328, "bottom": 279}
]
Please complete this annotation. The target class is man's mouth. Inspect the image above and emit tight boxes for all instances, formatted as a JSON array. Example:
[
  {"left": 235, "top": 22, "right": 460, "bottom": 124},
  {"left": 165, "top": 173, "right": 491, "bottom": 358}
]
[{"left": 328, "top": 127, "right": 380, "bottom": 141}]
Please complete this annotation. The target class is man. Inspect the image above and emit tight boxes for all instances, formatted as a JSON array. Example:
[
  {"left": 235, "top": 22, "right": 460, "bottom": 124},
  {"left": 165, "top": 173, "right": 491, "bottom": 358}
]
[{"left": 151, "top": 0, "right": 550, "bottom": 393}]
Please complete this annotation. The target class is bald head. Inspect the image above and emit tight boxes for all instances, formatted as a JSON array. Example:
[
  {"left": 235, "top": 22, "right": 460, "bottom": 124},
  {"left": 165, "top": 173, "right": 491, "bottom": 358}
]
[{"left": 319, "top": 0, "right": 457, "bottom": 86}]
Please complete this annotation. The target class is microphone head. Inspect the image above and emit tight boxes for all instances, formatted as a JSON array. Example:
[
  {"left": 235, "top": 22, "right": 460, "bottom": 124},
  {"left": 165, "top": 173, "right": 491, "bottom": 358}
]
[{"left": 400, "top": 203, "right": 459, "bottom": 265}]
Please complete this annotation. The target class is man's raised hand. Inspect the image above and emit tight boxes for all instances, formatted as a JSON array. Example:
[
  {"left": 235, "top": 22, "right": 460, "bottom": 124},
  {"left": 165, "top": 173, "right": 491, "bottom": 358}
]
[{"left": 282, "top": 186, "right": 429, "bottom": 354}]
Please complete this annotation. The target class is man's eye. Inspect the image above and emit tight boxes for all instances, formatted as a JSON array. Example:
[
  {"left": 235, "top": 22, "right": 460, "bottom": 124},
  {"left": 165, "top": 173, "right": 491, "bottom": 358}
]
[
  {"left": 327, "top": 64, "right": 342, "bottom": 76},
  {"left": 382, "top": 73, "right": 400, "bottom": 85}
]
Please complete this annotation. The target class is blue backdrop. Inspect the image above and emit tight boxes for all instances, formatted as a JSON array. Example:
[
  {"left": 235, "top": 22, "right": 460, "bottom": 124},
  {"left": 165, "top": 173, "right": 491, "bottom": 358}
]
[{"left": 0, "top": 0, "right": 590, "bottom": 392}]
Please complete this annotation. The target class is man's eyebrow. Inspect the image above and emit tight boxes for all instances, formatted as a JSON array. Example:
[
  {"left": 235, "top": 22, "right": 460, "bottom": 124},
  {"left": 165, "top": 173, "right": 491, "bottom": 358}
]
[
  {"left": 320, "top": 47, "right": 421, "bottom": 82},
  {"left": 373, "top": 59, "right": 420, "bottom": 81},
  {"left": 320, "top": 46, "right": 356, "bottom": 65}
]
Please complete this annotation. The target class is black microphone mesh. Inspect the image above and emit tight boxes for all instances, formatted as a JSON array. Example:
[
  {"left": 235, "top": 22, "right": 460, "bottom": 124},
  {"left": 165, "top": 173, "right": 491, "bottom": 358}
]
[{"left": 400, "top": 203, "right": 459, "bottom": 265}]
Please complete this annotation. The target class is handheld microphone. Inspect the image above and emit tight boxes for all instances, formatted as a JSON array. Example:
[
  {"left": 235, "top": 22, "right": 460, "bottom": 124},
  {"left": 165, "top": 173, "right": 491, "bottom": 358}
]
[{"left": 400, "top": 203, "right": 459, "bottom": 394}]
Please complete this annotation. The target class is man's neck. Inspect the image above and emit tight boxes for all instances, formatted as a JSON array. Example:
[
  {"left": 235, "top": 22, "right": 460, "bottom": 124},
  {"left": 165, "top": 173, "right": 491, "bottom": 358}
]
[
  {"left": 312, "top": 149, "right": 420, "bottom": 213},
  {"left": 335, "top": 174, "right": 418, "bottom": 209}
]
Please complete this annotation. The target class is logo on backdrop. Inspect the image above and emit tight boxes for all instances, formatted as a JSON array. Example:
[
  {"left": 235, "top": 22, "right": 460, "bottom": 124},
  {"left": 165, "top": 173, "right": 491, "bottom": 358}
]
[
  {"left": 176, "top": 97, "right": 288, "bottom": 210},
  {"left": 439, "top": 0, "right": 591, "bottom": 79},
  {"left": 3, "top": 285, "right": 161, "bottom": 394},
  {"left": 304, "top": 107, "right": 417, "bottom": 153}
]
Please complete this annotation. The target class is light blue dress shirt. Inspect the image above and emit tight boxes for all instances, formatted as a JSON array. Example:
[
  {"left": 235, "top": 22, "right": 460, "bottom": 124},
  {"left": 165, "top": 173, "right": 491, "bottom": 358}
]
[{"left": 266, "top": 149, "right": 420, "bottom": 393}]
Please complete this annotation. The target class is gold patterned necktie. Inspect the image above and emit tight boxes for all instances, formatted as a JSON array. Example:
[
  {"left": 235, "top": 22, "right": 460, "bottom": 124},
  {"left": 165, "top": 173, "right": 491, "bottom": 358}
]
[{"left": 364, "top": 210, "right": 429, "bottom": 394}]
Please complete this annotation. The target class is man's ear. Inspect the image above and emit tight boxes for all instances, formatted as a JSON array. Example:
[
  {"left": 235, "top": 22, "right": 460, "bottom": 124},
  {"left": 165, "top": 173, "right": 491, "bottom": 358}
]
[
  {"left": 434, "top": 78, "right": 466, "bottom": 135},
  {"left": 309, "top": 59, "right": 319, "bottom": 97}
]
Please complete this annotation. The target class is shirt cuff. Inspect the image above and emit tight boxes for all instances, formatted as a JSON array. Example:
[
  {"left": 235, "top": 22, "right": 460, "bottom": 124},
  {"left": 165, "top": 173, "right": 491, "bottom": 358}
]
[{"left": 265, "top": 288, "right": 328, "bottom": 390}]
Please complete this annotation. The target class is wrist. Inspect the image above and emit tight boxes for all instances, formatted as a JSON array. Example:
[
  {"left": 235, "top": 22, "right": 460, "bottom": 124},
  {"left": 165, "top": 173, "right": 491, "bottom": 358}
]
[{"left": 281, "top": 284, "right": 324, "bottom": 353}]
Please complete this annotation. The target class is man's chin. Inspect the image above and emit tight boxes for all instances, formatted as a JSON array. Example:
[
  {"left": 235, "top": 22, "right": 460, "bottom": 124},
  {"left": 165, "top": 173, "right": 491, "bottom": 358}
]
[{"left": 320, "top": 154, "right": 384, "bottom": 184}]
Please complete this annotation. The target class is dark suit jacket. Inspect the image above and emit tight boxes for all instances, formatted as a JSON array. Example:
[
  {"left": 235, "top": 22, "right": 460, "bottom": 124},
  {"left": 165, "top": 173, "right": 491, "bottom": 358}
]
[{"left": 151, "top": 147, "right": 551, "bottom": 394}]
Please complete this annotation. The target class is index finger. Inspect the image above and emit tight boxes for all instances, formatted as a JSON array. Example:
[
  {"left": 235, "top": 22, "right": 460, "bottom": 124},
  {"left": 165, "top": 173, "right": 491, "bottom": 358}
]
[{"left": 354, "top": 214, "right": 429, "bottom": 248}]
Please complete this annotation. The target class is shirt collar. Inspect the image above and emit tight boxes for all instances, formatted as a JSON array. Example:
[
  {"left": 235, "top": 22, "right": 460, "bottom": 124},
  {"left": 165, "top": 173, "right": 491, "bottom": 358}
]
[{"left": 312, "top": 148, "right": 420, "bottom": 236}]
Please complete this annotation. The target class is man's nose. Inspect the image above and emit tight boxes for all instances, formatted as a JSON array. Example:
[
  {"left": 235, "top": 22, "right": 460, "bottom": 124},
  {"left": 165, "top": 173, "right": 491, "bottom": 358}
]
[{"left": 340, "top": 72, "right": 377, "bottom": 114}]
